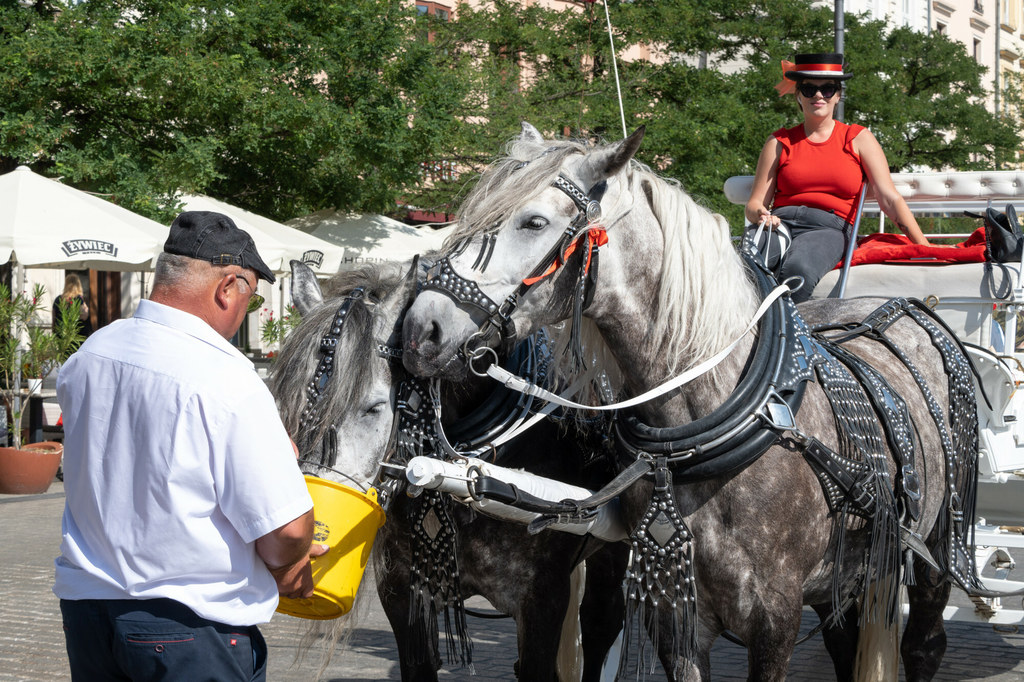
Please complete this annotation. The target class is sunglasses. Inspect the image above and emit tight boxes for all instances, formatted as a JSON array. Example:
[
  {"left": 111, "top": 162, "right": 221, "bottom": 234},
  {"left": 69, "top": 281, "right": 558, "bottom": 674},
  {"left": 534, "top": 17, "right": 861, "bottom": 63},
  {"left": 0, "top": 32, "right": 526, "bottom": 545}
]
[
  {"left": 797, "top": 82, "right": 839, "bottom": 99},
  {"left": 235, "top": 273, "right": 265, "bottom": 314}
]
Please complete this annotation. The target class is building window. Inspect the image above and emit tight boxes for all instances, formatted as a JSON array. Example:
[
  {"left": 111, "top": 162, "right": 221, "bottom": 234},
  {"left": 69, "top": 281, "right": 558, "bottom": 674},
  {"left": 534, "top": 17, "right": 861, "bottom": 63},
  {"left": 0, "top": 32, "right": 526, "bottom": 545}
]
[
  {"left": 416, "top": 2, "right": 450, "bottom": 42},
  {"left": 1002, "top": 0, "right": 1019, "bottom": 29},
  {"left": 417, "top": 2, "right": 450, "bottom": 21},
  {"left": 975, "top": 0, "right": 984, "bottom": 12},
  {"left": 420, "top": 159, "right": 457, "bottom": 183},
  {"left": 974, "top": 37, "right": 983, "bottom": 61},
  {"left": 936, "top": 22, "right": 946, "bottom": 34}
]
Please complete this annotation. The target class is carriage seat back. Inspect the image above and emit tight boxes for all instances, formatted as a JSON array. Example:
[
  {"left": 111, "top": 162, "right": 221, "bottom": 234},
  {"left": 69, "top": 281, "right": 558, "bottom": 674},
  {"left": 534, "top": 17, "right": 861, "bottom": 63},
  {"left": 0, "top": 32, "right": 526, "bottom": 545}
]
[{"left": 725, "top": 171, "right": 1024, "bottom": 213}]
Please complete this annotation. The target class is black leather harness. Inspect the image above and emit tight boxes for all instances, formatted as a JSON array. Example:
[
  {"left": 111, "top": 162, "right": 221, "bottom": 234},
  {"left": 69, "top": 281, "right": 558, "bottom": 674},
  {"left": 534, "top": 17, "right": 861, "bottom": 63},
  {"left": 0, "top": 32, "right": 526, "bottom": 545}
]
[{"left": 615, "top": 252, "right": 811, "bottom": 481}]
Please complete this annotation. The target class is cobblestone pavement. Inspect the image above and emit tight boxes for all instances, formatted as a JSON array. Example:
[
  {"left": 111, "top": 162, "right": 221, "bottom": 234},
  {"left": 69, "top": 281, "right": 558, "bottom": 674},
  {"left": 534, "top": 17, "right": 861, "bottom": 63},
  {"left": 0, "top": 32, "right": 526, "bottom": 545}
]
[{"left": 3, "top": 483, "right": 1024, "bottom": 680}]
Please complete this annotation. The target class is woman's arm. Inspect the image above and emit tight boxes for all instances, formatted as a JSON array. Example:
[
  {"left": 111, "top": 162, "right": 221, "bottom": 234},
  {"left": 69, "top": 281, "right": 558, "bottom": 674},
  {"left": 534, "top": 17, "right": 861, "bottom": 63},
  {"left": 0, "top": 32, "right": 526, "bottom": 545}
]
[
  {"left": 855, "top": 129, "right": 930, "bottom": 246},
  {"left": 745, "top": 136, "right": 783, "bottom": 228}
]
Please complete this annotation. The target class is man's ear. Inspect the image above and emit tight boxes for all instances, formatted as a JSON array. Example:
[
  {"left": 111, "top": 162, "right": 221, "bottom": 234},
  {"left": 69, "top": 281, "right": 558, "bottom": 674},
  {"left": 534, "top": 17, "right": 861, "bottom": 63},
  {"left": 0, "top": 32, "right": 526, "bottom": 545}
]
[{"left": 213, "top": 273, "right": 235, "bottom": 310}]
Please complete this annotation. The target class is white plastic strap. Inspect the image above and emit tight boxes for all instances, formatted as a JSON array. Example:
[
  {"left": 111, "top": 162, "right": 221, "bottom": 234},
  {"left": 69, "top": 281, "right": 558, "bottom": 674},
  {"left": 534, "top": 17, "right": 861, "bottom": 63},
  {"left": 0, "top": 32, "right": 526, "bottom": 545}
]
[
  {"left": 488, "top": 365, "right": 602, "bottom": 447},
  {"left": 485, "top": 283, "right": 792, "bottom": 412},
  {"left": 752, "top": 216, "right": 772, "bottom": 262}
]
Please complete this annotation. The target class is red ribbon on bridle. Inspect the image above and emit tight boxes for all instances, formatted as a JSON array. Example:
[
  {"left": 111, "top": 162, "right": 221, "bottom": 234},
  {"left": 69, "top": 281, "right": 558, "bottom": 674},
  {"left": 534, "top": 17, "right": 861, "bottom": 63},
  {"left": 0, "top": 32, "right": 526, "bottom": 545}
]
[{"left": 522, "top": 225, "right": 608, "bottom": 286}]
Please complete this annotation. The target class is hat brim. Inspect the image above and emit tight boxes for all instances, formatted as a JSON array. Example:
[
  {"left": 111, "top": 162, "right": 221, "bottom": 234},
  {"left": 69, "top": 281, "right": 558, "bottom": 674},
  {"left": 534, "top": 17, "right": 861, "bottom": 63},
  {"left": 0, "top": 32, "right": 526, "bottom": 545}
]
[{"left": 785, "top": 70, "right": 853, "bottom": 81}]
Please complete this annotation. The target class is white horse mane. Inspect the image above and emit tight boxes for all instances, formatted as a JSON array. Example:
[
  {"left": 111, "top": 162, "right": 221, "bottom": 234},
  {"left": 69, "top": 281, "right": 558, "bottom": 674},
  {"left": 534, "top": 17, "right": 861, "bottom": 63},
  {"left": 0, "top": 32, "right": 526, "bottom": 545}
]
[
  {"left": 627, "top": 163, "right": 759, "bottom": 374},
  {"left": 443, "top": 135, "right": 588, "bottom": 248}
]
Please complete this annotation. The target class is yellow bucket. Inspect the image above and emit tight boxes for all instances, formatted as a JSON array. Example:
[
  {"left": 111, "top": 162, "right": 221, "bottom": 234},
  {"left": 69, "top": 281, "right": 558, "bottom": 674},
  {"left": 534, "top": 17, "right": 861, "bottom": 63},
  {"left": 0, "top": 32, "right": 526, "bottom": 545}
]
[{"left": 276, "top": 476, "right": 386, "bottom": 620}]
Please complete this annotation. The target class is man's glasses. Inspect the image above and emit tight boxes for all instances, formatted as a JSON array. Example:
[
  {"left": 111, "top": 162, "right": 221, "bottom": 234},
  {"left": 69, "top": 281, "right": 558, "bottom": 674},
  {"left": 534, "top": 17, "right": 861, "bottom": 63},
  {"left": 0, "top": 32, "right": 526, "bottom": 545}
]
[
  {"left": 235, "top": 273, "right": 265, "bottom": 314},
  {"left": 797, "top": 82, "right": 839, "bottom": 99}
]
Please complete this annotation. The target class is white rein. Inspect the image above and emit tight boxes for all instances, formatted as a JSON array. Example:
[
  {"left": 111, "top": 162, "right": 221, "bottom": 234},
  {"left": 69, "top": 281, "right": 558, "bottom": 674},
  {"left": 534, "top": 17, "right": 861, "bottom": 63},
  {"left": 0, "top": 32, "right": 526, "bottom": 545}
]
[{"left": 484, "top": 282, "right": 792, "bottom": 414}]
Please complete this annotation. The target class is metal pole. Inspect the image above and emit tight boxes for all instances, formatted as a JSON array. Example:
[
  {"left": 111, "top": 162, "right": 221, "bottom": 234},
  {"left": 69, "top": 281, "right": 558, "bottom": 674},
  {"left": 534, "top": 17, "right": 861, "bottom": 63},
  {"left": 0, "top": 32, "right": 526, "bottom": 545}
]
[
  {"left": 996, "top": 0, "right": 1002, "bottom": 170},
  {"left": 995, "top": 0, "right": 1001, "bottom": 117},
  {"left": 834, "top": 0, "right": 845, "bottom": 122}
]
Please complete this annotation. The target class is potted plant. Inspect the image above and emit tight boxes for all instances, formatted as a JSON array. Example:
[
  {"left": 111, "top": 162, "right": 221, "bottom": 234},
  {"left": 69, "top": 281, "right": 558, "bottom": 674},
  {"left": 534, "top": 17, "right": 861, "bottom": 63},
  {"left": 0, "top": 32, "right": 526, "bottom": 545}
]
[
  {"left": 0, "top": 283, "right": 84, "bottom": 494},
  {"left": 258, "top": 305, "right": 301, "bottom": 374}
]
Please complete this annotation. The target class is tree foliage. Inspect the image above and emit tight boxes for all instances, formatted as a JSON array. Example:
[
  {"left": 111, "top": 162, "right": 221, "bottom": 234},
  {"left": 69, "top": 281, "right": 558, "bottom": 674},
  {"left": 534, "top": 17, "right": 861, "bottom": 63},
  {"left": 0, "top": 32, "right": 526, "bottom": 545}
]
[
  {"left": 0, "top": 0, "right": 467, "bottom": 221},
  {"left": 0, "top": 0, "right": 1019, "bottom": 230}
]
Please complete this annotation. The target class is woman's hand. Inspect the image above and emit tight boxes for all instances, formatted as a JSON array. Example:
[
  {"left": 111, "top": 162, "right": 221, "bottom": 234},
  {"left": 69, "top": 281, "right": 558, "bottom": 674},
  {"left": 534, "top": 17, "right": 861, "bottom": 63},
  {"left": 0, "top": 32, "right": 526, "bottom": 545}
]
[
  {"left": 745, "top": 136, "right": 783, "bottom": 227},
  {"left": 758, "top": 211, "right": 781, "bottom": 230}
]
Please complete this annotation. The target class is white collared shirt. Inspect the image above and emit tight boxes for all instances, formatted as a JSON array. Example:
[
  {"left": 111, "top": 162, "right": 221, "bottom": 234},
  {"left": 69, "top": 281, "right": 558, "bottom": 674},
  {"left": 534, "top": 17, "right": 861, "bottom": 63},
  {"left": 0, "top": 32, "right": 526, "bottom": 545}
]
[{"left": 53, "top": 299, "right": 312, "bottom": 626}]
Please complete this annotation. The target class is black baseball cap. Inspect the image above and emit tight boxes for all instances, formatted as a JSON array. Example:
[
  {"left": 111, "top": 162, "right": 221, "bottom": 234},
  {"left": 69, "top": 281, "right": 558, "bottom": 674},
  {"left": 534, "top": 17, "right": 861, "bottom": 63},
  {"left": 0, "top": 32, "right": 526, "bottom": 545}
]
[{"left": 165, "top": 211, "right": 276, "bottom": 284}]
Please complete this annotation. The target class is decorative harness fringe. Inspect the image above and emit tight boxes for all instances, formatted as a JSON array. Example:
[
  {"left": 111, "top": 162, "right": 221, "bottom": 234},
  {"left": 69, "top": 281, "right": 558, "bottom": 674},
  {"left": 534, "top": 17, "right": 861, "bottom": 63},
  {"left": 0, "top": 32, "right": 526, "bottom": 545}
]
[
  {"left": 296, "top": 289, "right": 477, "bottom": 669},
  {"left": 454, "top": 240, "right": 980, "bottom": 662}
]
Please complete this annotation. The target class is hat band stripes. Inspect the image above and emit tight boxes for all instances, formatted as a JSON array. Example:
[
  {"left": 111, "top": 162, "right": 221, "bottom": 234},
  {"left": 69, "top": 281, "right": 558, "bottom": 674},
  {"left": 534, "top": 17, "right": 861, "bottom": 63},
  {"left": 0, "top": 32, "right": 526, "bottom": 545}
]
[{"left": 793, "top": 63, "right": 844, "bottom": 74}]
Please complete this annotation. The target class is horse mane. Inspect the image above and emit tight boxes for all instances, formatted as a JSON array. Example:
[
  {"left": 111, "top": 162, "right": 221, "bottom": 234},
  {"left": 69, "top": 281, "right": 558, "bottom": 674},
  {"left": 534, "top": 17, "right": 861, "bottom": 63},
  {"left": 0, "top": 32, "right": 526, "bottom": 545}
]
[
  {"left": 629, "top": 163, "right": 759, "bottom": 373},
  {"left": 443, "top": 135, "right": 589, "bottom": 248},
  {"left": 271, "top": 263, "right": 405, "bottom": 451}
]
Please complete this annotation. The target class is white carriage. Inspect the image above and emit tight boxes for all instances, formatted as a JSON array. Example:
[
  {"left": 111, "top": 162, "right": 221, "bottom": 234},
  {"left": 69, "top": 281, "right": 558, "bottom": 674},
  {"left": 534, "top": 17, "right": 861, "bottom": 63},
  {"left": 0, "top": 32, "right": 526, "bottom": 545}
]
[{"left": 727, "top": 170, "right": 1024, "bottom": 626}]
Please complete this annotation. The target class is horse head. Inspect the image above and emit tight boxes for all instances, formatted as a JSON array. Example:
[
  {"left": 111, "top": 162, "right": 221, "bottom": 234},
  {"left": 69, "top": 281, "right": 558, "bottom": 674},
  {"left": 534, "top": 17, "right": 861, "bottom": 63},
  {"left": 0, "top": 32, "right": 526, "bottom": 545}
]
[
  {"left": 272, "top": 259, "right": 418, "bottom": 489},
  {"left": 403, "top": 122, "right": 757, "bottom": 392},
  {"left": 402, "top": 122, "right": 649, "bottom": 380}
]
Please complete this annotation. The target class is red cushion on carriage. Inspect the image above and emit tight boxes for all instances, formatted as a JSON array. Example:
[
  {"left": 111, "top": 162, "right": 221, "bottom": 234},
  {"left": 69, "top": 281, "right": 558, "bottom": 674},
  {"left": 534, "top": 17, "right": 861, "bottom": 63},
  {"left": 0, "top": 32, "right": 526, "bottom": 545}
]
[{"left": 842, "top": 227, "right": 988, "bottom": 267}]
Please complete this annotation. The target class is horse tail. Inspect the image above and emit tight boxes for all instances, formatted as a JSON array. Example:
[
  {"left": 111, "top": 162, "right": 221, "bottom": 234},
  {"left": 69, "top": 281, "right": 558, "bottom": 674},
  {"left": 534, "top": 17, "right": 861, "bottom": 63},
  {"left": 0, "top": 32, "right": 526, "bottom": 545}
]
[
  {"left": 557, "top": 561, "right": 587, "bottom": 682},
  {"left": 852, "top": 576, "right": 903, "bottom": 682},
  {"left": 295, "top": 584, "right": 371, "bottom": 677}
]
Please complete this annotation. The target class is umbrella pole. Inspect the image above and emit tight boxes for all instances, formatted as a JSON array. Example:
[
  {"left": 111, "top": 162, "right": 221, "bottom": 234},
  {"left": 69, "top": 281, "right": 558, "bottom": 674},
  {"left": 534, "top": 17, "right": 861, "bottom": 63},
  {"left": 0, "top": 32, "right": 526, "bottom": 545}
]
[
  {"left": 11, "top": 261, "right": 23, "bottom": 443},
  {"left": 279, "top": 276, "right": 287, "bottom": 354}
]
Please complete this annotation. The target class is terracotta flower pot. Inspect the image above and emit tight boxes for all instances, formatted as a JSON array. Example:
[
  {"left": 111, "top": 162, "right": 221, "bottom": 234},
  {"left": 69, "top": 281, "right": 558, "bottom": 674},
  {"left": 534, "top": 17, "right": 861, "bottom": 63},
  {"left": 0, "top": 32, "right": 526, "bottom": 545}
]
[{"left": 0, "top": 442, "right": 63, "bottom": 495}]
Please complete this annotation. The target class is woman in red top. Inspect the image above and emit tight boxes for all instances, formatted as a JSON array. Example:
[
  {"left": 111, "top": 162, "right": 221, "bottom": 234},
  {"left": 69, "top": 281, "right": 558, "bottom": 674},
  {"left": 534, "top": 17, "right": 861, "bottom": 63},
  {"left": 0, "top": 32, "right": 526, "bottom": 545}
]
[{"left": 745, "top": 52, "right": 929, "bottom": 301}]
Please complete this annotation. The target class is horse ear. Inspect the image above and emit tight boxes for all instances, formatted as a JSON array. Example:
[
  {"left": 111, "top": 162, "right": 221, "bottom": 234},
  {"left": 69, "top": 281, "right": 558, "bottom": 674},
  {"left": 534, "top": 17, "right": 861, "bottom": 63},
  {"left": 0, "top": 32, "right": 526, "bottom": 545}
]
[
  {"left": 585, "top": 125, "right": 645, "bottom": 180},
  {"left": 378, "top": 255, "right": 421, "bottom": 341},
  {"left": 396, "top": 254, "right": 421, "bottom": 306},
  {"left": 289, "top": 259, "right": 323, "bottom": 316},
  {"left": 520, "top": 121, "right": 545, "bottom": 144}
]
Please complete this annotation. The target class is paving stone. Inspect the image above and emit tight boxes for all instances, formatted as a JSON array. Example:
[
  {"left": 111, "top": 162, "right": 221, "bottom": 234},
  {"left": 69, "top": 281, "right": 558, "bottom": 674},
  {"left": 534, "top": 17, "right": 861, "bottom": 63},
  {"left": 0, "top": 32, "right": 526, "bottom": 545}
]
[{"left": 2, "top": 484, "right": 1023, "bottom": 680}]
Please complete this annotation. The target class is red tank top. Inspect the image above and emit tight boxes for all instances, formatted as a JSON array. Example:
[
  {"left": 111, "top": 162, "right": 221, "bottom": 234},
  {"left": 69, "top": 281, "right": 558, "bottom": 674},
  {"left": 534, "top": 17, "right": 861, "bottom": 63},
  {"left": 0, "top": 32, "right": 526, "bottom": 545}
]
[{"left": 772, "top": 120, "right": 866, "bottom": 224}]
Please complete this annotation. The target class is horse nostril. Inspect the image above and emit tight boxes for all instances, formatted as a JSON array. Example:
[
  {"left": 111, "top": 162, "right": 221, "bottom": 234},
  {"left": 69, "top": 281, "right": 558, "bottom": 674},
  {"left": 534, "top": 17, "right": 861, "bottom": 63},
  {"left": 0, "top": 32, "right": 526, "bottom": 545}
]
[{"left": 426, "top": 320, "right": 442, "bottom": 346}]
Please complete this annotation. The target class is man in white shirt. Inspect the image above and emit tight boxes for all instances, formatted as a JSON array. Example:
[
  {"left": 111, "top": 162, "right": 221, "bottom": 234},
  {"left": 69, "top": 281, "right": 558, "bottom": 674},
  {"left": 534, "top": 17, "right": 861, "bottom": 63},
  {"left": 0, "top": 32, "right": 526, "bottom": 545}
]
[{"left": 54, "top": 211, "right": 325, "bottom": 681}]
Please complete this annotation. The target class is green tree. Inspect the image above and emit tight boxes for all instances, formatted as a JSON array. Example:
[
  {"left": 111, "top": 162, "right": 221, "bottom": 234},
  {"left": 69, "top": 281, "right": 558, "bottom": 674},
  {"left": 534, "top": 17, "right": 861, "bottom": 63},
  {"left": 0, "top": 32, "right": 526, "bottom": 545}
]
[
  {"left": 1, "top": 0, "right": 1018, "bottom": 232},
  {"left": 605, "top": 2, "right": 1021, "bottom": 228},
  {"left": 409, "top": 0, "right": 636, "bottom": 215},
  {"left": 844, "top": 21, "right": 1018, "bottom": 173},
  {"left": 0, "top": 0, "right": 468, "bottom": 221}
]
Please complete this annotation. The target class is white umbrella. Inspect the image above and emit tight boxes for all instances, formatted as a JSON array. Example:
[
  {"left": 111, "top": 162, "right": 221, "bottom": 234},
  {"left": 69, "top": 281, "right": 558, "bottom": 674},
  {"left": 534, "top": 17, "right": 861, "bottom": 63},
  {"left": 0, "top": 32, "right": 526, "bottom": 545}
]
[
  {"left": 0, "top": 166, "right": 166, "bottom": 270},
  {"left": 178, "top": 195, "right": 345, "bottom": 275},
  {"left": 286, "top": 210, "right": 452, "bottom": 269}
]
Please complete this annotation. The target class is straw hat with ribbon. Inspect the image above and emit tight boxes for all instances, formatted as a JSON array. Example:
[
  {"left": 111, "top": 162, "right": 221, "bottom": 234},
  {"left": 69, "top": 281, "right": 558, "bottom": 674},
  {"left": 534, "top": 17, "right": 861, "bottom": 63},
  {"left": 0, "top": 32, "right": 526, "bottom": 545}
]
[{"left": 774, "top": 52, "right": 853, "bottom": 96}]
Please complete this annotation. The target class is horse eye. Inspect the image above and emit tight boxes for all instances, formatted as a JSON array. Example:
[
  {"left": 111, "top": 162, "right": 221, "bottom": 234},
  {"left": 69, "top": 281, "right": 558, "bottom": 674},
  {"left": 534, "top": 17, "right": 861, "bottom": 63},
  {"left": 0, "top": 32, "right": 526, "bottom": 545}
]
[
  {"left": 366, "top": 401, "right": 388, "bottom": 416},
  {"left": 522, "top": 216, "right": 548, "bottom": 231}
]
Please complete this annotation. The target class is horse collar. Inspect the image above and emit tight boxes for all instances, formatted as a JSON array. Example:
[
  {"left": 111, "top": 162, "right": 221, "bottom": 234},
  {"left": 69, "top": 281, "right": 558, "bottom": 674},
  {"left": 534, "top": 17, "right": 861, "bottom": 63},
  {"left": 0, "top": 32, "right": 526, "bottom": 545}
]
[{"left": 615, "top": 252, "right": 814, "bottom": 481}]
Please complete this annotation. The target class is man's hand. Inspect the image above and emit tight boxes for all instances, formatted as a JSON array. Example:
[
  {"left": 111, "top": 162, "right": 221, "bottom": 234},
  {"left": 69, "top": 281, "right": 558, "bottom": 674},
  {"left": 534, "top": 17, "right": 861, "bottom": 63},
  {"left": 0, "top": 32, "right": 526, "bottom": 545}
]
[
  {"left": 268, "top": 544, "right": 330, "bottom": 599},
  {"left": 256, "top": 508, "right": 322, "bottom": 598}
]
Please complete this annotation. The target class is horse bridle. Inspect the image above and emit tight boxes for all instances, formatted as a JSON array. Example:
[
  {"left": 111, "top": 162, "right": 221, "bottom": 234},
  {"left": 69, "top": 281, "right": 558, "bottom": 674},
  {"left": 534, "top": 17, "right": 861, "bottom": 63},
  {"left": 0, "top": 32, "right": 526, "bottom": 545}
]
[
  {"left": 298, "top": 286, "right": 367, "bottom": 435},
  {"left": 297, "top": 286, "right": 404, "bottom": 480},
  {"left": 422, "top": 172, "right": 608, "bottom": 363}
]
